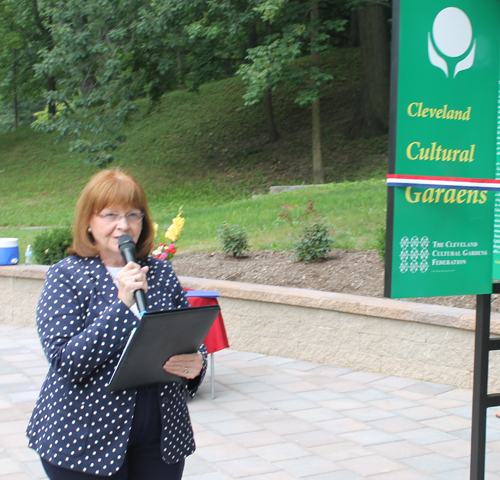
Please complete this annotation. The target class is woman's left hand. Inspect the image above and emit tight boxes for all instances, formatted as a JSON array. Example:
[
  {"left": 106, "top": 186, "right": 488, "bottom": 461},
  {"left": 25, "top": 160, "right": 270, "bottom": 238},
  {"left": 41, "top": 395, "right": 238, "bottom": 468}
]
[{"left": 163, "top": 353, "right": 203, "bottom": 380}]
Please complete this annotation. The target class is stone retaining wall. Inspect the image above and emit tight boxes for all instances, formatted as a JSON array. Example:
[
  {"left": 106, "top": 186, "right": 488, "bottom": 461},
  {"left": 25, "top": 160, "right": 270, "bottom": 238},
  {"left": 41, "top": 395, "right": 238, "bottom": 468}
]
[{"left": 1, "top": 264, "right": 499, "bottom": 390}]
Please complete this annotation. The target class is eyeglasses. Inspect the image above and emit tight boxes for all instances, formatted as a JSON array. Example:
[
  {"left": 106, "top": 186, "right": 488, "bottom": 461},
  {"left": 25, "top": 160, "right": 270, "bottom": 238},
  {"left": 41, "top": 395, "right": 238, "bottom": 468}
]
[{"left": 97, "top": 211, "right": 144, "bottom": 224}]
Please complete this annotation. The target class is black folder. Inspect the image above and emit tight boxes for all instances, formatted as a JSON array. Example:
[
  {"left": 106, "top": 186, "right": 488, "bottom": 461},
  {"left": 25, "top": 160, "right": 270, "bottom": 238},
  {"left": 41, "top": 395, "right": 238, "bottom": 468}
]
[{"left": 107, "top": 305, "right": 221, "bottom": 392}]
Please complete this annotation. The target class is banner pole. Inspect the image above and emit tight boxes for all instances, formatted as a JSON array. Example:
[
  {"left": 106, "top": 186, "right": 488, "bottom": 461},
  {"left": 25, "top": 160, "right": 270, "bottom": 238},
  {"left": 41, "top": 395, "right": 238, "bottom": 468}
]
[{"left": 470, "top": 294, "right": 491, "bottom": 480}]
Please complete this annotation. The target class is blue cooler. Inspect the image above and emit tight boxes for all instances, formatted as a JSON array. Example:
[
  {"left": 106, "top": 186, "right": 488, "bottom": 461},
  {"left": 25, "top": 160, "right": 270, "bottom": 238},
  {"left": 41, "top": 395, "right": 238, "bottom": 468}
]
[{"left": 0, "top": 238, "right": 19, "bottom": 265}]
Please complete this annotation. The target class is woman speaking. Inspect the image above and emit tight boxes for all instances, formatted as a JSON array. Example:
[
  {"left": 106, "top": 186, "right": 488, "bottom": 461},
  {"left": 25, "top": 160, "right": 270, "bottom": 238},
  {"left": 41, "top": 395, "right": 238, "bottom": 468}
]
[{"left": 27, "top": 169, "right": 205, "bottom": 479}]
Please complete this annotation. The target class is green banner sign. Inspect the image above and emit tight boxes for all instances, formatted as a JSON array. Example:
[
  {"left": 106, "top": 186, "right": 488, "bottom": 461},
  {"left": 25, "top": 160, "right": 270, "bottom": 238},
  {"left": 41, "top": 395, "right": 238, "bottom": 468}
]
[
  {"left": 386, "top": 0, "right": 500, "bottom": 298},
  {"left": 493, "top": 72, "right": 500, "bottom": 279}
]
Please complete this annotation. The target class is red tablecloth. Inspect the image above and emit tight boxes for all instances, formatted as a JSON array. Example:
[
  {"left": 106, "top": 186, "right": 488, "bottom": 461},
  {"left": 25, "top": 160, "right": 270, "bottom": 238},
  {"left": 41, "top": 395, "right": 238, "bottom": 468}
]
[{"left": 185, "top": 292, "right": 229, "bottom": 354}]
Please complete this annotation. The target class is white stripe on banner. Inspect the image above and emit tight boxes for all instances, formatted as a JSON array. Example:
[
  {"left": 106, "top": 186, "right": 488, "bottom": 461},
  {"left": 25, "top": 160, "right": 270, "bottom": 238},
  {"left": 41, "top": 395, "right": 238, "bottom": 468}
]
[{"left": 386, "top": 178, "right": 500, "bottom": 191}]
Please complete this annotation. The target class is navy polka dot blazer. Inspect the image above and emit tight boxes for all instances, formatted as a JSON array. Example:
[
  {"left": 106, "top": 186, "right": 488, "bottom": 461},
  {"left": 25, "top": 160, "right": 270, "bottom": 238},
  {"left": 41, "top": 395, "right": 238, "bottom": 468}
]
[{"left": 26, "top": 255, "right": 207, "bottom": 476}]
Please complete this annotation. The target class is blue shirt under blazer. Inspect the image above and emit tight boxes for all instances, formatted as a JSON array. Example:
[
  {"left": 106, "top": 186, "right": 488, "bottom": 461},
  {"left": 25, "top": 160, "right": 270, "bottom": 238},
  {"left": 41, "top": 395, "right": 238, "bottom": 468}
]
[{"left": 26, "top": 255, "right": 206, "bottom": 476}]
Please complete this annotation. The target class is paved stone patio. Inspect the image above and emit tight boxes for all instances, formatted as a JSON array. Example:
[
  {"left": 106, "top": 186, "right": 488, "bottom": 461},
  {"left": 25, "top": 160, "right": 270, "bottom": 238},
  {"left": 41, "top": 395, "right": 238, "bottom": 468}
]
[{"left": 2, "top": 324, "right": 500, "bottom": 479}]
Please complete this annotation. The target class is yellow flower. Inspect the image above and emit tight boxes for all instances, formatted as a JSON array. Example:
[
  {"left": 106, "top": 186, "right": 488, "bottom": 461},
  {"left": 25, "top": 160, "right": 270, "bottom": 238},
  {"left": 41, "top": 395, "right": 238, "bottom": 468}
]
[
  {"left": 165, "top": 211, "right": 185, "bottom": 242},
  {"left": 153, "top": 222, "right": 159, "bottom": 238}
]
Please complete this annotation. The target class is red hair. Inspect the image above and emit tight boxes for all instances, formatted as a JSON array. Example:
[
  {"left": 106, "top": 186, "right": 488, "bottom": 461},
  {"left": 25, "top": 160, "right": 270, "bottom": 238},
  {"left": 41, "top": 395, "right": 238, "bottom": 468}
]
[{"left": 69, "top": 168, "right": 154, "bottom": 259}]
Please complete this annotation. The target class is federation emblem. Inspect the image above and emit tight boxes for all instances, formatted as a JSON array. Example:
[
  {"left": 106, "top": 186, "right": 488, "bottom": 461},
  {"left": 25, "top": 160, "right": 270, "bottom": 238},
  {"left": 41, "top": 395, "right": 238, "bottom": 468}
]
[
  {"left": 428, "top": 7, "right": 476, "bottom": 78},
  {"left": 399, "top": 236, "right": 429, "bottom": 274}
]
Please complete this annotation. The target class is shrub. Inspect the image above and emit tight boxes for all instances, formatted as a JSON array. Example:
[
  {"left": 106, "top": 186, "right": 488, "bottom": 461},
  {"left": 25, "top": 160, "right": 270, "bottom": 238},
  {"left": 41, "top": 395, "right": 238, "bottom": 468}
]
[
  {"left": 376, "top": 226, "right": 386, "bottom": 262},
  {"left": 218, "top": 222, "right": 249, "bottom": 257},
  {"left": 33, "top": 227, "right": 73, "bottom": 265},
  {"left": 293, "top": 220, "right": 334, "bottom": 262},
  {"left": 279, "top": 200, "right": 334, "bottom": 262}
]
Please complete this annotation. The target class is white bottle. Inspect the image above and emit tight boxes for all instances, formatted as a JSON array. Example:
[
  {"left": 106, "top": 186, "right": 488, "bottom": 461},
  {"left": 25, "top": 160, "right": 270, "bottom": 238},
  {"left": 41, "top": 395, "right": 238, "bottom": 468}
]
[{"left": 25, "top": 245, "right": 33, "bottom": 265}]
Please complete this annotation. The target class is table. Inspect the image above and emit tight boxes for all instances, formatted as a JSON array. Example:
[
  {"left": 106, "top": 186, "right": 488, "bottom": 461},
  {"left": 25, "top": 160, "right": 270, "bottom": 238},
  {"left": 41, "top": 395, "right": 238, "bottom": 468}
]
[{"left": 185, "top": 290, "right": 229, "bottom": 398}]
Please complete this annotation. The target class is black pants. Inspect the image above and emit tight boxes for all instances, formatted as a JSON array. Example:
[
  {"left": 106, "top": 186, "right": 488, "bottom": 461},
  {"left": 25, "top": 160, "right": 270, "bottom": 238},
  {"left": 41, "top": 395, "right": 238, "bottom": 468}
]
[{"left": 41, "top": 385, "right": 185, "bottom": 480}]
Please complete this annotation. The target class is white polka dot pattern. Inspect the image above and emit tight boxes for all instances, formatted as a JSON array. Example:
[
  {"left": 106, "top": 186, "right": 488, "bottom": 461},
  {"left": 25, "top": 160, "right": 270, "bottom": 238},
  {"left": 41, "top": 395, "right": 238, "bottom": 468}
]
[{"left": 26, "top": 256, "right": 207, "bottom": 476}]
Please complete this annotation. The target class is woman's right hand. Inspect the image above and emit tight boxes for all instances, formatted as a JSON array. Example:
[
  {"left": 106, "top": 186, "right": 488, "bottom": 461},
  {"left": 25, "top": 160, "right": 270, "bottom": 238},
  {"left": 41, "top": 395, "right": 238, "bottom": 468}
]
[{"left": 117, "top": 262, "right": 149, "bottom": 309}]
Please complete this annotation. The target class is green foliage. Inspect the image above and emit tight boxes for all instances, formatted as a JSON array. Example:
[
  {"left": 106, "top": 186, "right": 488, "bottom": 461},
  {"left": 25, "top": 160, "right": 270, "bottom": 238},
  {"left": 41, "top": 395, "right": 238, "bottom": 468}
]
[
  {"left": 26, "top": 0, "right": 353, "bottom": 165},
  {"left": 376, "top": 226, "right": 386, "bottom": 262},
  {"left": 0, "top": 0, "right": 48, "bottom": 103},
  {"left": 237, "top": 28, "right": 304, "bottom": 106},
  {"left": 237, "top": 0, "right": 347, "bottom": 108},
  {"left": 0, "top": 0, "right": 363, "bottom": 175},
  {"left": 31, "top": 0, "right": 146, "bottom": 165},
  {"left": 0, "top": 98, "right": 45, "bottom": 133},
  {"left": 293, "top": 219, "right": 334, "bottom": 262},
  {"left": 30, "top": 0, "right": 270, "bottom": 164},
  {"left": 179, "top": 0, "right": 259, "bottom": 90},
  {"left": 218, "top": 222, "right": 250, "bottom": 257},
  {"left": 33, "top": 227, "right": 73, "bottom": 265}
]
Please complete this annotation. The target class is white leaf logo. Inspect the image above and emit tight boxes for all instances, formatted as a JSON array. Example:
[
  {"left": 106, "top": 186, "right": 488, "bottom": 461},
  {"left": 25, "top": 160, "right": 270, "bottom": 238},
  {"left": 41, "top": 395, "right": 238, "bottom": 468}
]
[{"left": 428, "top": 7, "right": 476, "bottom": 78}]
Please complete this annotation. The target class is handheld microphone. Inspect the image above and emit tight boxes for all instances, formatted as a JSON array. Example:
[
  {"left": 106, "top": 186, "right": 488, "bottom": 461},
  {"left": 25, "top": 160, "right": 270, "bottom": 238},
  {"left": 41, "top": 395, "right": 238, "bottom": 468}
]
[{"left": 118, "top": 234, "right": 148, "bottom": 315}]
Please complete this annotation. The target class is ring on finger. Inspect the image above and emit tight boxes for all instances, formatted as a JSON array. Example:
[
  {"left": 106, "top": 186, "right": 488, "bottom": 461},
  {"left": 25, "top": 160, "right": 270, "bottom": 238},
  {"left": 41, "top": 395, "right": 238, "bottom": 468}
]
[
  {"left": 134, "top": 276, "right": 138, "bottom": 282},
  {"left": 184, "top": 367, "right": 188, "bottom": 374}
]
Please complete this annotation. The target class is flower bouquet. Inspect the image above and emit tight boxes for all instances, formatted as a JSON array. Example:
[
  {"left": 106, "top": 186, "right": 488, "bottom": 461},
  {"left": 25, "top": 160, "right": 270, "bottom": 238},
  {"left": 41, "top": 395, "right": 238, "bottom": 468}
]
[{"left": 152, "top": 209, "right": 185, "bottom": 262}]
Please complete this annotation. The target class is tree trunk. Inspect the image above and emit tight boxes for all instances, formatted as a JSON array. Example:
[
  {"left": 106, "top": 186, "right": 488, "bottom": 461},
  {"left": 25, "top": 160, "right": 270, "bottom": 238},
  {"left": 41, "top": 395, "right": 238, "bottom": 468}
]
[
  {"left": 33, "top": 0, "right": 57, "bottom": 116},
  {"left": 358, "top": 2, "right": 390, "bottom": 136},
  {"left": 48, "top": 76, "right": 56, "bottom": 116},
  {"left": 348, "top": 10, "right": 360, "bottom": 48},
  {"left": 177, "top": 53, "right": 186, "bottom": 90},
  {"left": 263, "top": 23, "right": 279, "bottom": 143},
  {"left": 310, "top": 1, "right": 324, "bottom": 184},
  {"left": 311, "top": 98, "right": 324, "bottom": 184},
  {"left": 13, "top": 49, "right": 18, "bottom": 130},
  {"left": 13, "top": 96, "right": 19, "bottom": 130},
  {"left": 264, "top": 90, "right": 279, "bottom": 143}
]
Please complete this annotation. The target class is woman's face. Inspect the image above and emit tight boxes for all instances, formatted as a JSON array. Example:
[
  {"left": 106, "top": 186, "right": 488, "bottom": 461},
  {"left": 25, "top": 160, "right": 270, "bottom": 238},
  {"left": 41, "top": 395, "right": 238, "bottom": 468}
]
[{"left": 88, "top": 205, "right": 143, "bottom": 266}]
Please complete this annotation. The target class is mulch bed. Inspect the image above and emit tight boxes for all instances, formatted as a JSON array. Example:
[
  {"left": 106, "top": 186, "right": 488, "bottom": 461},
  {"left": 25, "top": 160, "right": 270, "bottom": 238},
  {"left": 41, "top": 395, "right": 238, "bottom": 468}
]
[{"left": 172, "top": 249, "right": 500, "bottom": 312}]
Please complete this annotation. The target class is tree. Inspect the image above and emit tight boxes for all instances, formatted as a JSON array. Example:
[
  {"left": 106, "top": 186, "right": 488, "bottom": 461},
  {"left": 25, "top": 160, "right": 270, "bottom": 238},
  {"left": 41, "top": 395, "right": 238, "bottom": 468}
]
[
  {"left": 24, "top": 0, "right": 356, "bottom": 173},
  {"left": 353, "top": 0, "right": 391, "bottom": 136},
  {"left": 183, "top": 0, "right": 284, "bottom": 142},
  {"left": 31, "top": 0, "right": 56, "bottom": 115},
  {"left": 237, "top": 0, "right": 347, "bottom": 182},
  {"left": 310, "top": 1, "right": 324, "bottom": 183},
  {"left": 0, "top": 0, "right": 48, "bottom": 129},
  {"left": 32, "top": 0, "right": 149, "bottom": 166},
  {"left": 134, "top": 0, "right": 199, "bottom": 103}
]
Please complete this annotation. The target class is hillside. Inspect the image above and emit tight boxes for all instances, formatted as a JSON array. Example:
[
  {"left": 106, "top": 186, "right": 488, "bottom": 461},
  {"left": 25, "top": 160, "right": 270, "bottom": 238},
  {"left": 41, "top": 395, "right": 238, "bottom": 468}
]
[
  {"left": 0, "top": 47, "right": 389, "bottom": 258},
  {"left": 0, "top": 48, "right": 387, "bottom": 223}
]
